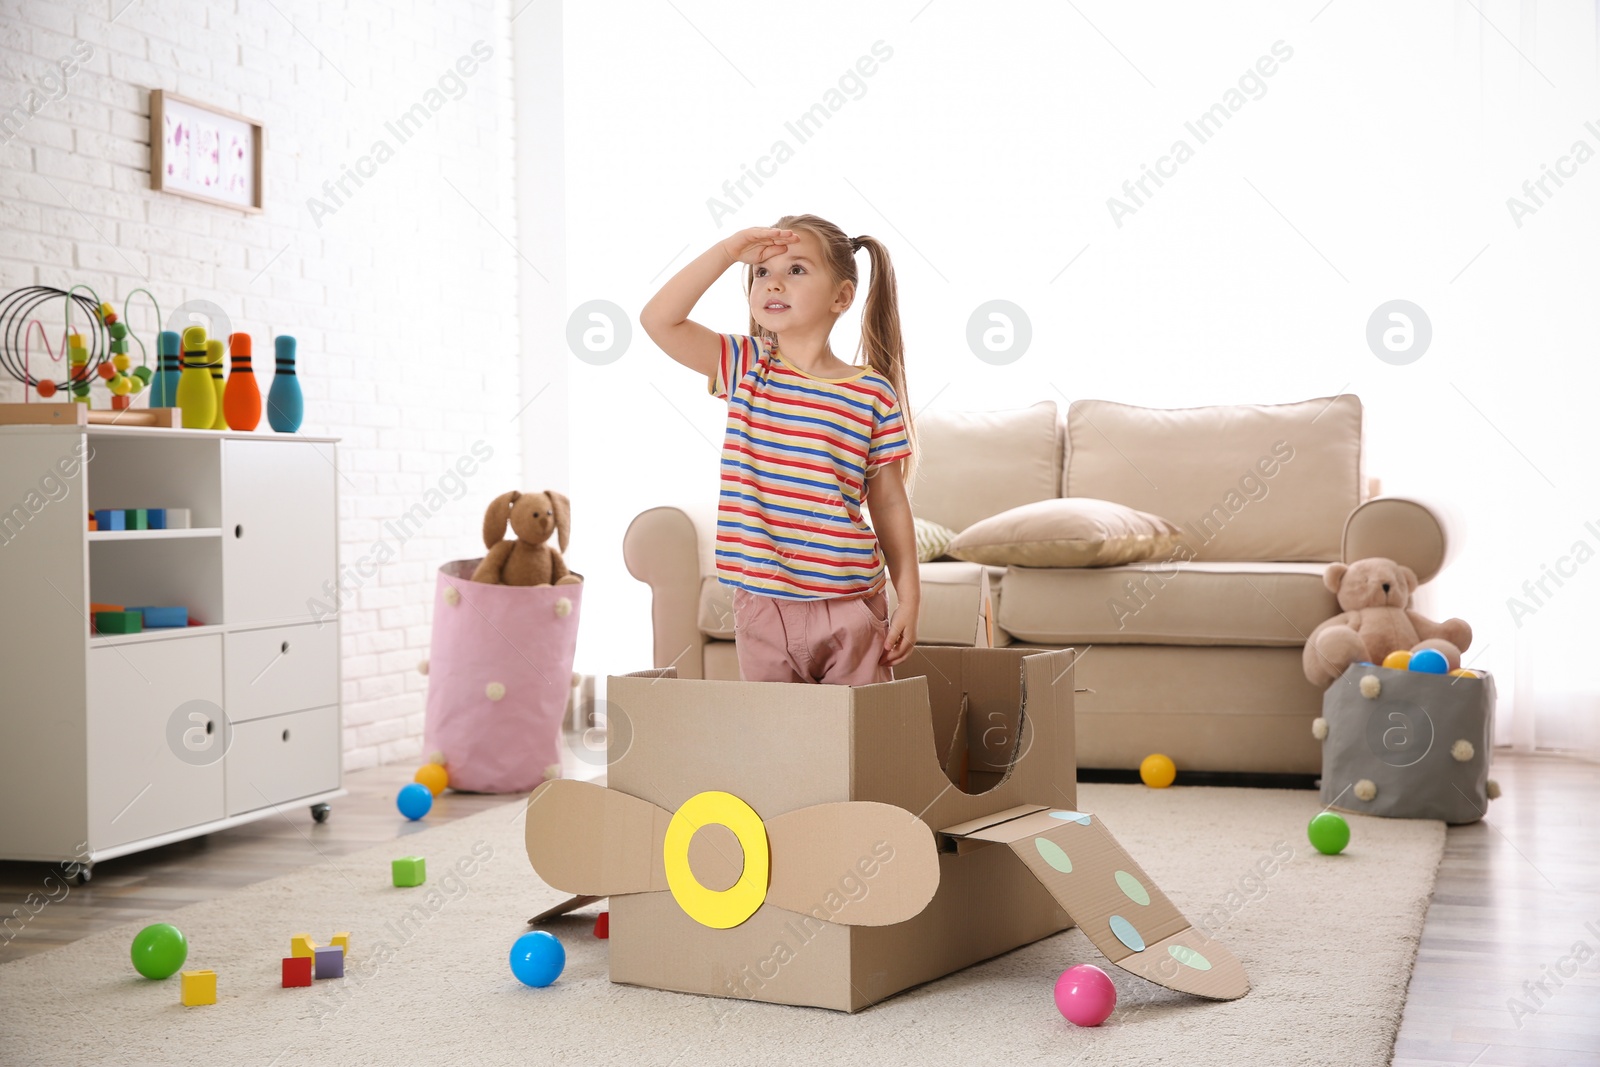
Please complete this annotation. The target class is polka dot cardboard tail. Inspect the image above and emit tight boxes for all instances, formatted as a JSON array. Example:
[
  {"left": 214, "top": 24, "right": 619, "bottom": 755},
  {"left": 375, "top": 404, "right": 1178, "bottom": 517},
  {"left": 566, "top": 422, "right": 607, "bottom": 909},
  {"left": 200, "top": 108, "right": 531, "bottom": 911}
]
[{"left": 940, "top": 807, "right": 1250, "bottom": 1000}]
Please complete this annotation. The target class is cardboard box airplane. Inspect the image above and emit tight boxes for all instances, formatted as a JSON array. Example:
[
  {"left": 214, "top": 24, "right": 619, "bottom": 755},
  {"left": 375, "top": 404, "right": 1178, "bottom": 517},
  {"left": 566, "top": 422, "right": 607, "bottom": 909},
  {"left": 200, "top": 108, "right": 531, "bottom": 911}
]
[{"left": 526, "top": 646, "right": 1248, "bottom": 1012}]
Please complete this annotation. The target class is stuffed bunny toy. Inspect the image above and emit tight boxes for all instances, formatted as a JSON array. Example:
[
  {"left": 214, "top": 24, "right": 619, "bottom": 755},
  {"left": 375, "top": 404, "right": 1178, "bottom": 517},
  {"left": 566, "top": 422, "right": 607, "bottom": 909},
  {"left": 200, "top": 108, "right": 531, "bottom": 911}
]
[{"left": 470, "top": 489, "right": 583, "bottom": 586}]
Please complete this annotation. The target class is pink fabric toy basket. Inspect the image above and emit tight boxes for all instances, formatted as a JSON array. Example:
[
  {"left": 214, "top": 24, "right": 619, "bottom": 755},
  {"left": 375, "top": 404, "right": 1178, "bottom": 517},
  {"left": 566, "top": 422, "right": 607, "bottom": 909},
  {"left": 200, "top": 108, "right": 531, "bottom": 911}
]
[{"left": 422, "top": 559, "right": 583, "bottom": 793}]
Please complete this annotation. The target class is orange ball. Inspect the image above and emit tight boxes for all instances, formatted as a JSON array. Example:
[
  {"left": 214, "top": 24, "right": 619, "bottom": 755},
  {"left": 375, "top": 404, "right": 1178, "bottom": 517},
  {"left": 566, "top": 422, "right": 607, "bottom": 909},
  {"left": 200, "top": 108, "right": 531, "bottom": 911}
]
[
  {"left": 37, "top": 380, "right": 57, "bottom": 398},
  {"left": 414, "top": 763, "right": 449, "bottom": 796},
  {"left": 1382, "top": 650, "right": 1412, "bottom": 670},
  {"left": 1448, "top": 669, "right": 1479, "bottom": 679},
  {"left": 97, "top": 363, "right": 116, "bottom": 380}
]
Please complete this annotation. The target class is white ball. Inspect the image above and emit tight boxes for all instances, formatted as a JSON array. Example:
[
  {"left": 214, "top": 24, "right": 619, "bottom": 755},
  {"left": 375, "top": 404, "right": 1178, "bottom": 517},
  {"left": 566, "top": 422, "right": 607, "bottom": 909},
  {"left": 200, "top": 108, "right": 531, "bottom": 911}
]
[
  {"left": 1311, "top": 717, "right": 1328, "bottom": 741},
  {"left": 486, "top": 681, "right": 506, "bottom": 701},
  {"left": 554, "top": 597, "right": 572, "bottom": 618},
  {"left": 1354, "top": 778, "right": 1378, "bottom": 802},
  {"left": 417, "top": 659, "right": 429, "bottom": 676},
  {"left": 443, "top": 586, "right": 461, "bottom": 606},
  {"left": 1450, "top": 739, "right": 1475, "bottom": 762},
  {"left": 1359, "top": 674, "right": 1381, "bottom": 699},
  {"left": 1487, "top": 779, "right": 1503, "bottom": 800},
  {"left": 428, "top": 750, "right": 447, "bottom": 766}
]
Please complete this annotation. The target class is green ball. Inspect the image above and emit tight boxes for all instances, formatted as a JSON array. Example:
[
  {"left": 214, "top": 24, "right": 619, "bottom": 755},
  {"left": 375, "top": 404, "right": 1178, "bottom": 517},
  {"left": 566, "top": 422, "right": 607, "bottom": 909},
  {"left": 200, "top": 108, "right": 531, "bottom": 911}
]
[
  {"left": 130, "top": 923, "right": 187, "bottom": 979},
  {"left": 108, "top": 322, "right": 128, "bottom": 340},
  {"left": 1307, "top": 812, "right": 1351, "bottom": 856}
]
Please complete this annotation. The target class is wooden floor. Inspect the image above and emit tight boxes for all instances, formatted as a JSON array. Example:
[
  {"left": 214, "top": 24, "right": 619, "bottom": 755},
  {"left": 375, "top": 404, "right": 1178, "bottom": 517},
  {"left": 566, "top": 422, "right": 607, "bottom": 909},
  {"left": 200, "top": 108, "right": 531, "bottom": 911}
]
[
  {"left": 1392, "top": 752, "right": 1600, "bottom": 1067},
  {"left": 0, "top": 745, "right": 602, "bottom": 961},
  {"left": 3, "top": 749, "right": 1595, "bottom": 1064}
]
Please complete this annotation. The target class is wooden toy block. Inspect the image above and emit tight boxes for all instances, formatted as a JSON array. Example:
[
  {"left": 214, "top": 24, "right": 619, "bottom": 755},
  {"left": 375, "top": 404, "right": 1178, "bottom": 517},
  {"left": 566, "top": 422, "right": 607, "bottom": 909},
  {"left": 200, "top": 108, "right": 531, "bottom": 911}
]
[
  {"left": 290, "top": 933, "right": 317, "bottom": 958},
  {"left": 89, "top": 602, "right": 124, "bottom": 615},
  {"left": 165, "top": 507, "right": 191, "bottom": 529},
  {"left": 88, "top": 515, "right": 97, "bottom": 531},
  {"left": 330, "top": 932, "right": 350, "bottom": 954},
  {"left": 147, "top": 508, "right": 167, "bottom": 530},
  {"left": 313, "top": 945, "right": 344, "bottom": 979},
  {"left": 0, "top": 404, "right": 182, "bottom": 428},
  {"left": 180, "top": 969, "right": 216, "bottom": 1006},
  {"left": 93, "top": 509, "right": 125, "bottom": 531},
  {"left": 282, "top": 956, "right": 312, "bottom": 987},
  {"left": 130, "top": 606, "right": 187, "bottom": 629},
  {"left": 93, "top": 611, "right": 142, "bottom": 635},
  {"left": 127, "top": 508, "right": 148, "bottom": 531},
  {"left": 391, "top": 856, "right": 426, "bottom": 887}
]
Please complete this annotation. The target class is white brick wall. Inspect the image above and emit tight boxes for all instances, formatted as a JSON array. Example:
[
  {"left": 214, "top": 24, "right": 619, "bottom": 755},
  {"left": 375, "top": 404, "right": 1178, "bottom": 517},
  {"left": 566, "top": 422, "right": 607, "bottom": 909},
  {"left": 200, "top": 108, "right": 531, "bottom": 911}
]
[{"left": 1, "top": 0, "right": 522, "bottom": 771}]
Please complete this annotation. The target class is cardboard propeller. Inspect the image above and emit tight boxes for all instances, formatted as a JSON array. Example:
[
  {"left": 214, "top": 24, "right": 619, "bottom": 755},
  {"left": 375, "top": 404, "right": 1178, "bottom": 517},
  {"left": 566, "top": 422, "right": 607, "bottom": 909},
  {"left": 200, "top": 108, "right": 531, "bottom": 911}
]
[
  {"left": 525, "top": 778, "right": 940, "bottom": 929},
  {"left": 938, "top": 804, "right": 1249, "bottom": 1000}
]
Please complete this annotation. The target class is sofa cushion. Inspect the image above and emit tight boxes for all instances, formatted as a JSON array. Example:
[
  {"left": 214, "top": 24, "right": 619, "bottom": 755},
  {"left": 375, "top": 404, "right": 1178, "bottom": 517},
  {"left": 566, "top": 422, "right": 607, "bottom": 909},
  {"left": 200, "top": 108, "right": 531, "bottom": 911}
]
[
  {"left": 697, "top": 562, "right": 1007, "bottom": 647},
  {"left": 997, "top": 560, "right": 1336, "bottom": 646},
  {"left": 946, "top": 497, "right": 1182, "bottom": 568},
  {"left": 1063, "top": 396, "right": 1363, "bottom": 562},
  {"left": 914, "top": 516, "right": 957, "bottom": 563},
  {"left": 908, "top": 401, "right": 1061, "bottom": 533}
]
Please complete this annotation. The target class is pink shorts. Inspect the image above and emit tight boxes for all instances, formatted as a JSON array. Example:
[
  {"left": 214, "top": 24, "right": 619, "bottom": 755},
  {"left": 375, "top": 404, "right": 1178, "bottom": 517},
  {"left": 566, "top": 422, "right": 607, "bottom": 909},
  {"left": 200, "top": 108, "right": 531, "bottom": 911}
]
[{"left": 731, "top": 586, "right": 893, "bottom": 686}]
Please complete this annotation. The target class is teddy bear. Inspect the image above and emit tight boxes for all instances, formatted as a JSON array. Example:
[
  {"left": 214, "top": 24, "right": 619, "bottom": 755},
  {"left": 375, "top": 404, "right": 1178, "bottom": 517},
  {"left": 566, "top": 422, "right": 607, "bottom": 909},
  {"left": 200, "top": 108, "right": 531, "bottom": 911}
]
[
  {"left": 470, "top": 489, "right": 584, "bottom": 587},
  {"left": 1301, "top": 556, "right": 1472, "bottom": 689}
]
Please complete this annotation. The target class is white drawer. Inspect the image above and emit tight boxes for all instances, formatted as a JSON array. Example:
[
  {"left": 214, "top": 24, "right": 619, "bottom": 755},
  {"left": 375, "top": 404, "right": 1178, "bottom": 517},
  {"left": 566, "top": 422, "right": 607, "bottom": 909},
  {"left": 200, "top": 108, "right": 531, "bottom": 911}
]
[
  {"left": 224, "top": 622, "right": 338, "bottom": 723},
  {"left": 87, "top": 635, "right": 225, "bottom": 850},
  {"left": 225, "top": 705, "right": 341, "bottom": 817}
]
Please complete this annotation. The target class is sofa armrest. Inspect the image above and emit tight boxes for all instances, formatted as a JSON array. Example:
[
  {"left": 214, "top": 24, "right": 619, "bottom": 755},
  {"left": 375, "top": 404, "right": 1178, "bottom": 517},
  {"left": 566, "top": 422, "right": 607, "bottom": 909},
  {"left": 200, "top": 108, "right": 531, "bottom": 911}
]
[
  {"left": 1342, "top": 497, "right": 1451, "bottom": 583},
  {"left": 623, "top": 502, "right": 719, "bottom": 678}
]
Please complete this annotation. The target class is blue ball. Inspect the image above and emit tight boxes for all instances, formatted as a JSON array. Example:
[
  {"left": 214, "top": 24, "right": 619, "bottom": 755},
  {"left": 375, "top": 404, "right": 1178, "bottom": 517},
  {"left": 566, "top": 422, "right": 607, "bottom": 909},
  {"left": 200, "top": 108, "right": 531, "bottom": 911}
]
[
  {"left": 510, "top": 930, "right": 565, "bottom": 987},
  {"left": 1409, "top": 649, "right": 1449, "bottom": 674},
  {"left": 396, "top": 781, "right": 433, "bottom": 820}
]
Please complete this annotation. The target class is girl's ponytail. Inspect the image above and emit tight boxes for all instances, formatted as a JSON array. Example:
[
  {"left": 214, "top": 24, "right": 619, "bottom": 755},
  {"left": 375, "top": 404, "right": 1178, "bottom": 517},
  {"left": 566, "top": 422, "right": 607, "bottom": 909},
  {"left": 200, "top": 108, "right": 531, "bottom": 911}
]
[{"left": 850, "top": 234, "right": 918, "bottom": 489}]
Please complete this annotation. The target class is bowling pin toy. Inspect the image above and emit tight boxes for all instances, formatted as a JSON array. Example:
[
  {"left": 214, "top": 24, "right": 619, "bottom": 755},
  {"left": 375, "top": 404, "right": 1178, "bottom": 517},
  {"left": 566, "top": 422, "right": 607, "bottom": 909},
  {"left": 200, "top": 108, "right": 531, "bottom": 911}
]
[
  {"left": 223, "top": 332, "right": 262, "bottom": 431},
  {"left": 150, "top": 331, "right": 182, "bottom": 408},
  {"left": 206, "top": 339, "right": 227, "bottom": 429},
  {"left": 267, "top": 335, "right": 303, "bottom": 433},
  {"left": 176, "top": 325, "right": 217, "bottom": 429}
]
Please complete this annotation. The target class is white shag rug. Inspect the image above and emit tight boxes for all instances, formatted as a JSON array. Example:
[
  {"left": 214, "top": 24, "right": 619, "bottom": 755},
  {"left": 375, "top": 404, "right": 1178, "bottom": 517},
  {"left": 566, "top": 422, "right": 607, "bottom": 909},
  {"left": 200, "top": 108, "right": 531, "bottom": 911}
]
[{"left": 0, "top": 783, "right": 1444, "bottom": 1067}]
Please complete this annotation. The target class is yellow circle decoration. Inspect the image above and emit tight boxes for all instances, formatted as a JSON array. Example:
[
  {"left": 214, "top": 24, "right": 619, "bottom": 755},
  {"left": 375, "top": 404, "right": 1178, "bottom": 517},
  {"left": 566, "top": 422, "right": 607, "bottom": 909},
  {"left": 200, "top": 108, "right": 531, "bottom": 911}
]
[{"left": 663, "top": 791, "right": 770, "bottom": 929}]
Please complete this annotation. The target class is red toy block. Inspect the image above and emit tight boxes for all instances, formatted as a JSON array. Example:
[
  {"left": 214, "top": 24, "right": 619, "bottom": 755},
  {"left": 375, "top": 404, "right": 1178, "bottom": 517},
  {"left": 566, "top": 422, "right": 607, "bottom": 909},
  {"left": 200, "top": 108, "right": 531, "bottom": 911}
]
[
  {"left": 282, "top": 955, "right": 312, "bottom": 987},
  {"left": 593, "top": 911, "right": 609, "bottom": 939}
]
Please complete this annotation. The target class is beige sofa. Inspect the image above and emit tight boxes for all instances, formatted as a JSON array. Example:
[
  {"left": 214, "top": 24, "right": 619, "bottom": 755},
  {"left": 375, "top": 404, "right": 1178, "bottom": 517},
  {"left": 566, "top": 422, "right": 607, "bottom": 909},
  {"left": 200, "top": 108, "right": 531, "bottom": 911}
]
[{"left": 622, "top": 395, "right": 1451, "bottom": 775}]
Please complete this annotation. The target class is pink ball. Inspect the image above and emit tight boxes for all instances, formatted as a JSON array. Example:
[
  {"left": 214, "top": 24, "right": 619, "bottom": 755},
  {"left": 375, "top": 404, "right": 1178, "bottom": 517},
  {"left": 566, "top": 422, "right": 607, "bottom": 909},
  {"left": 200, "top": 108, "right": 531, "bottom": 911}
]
[{"left": 1054, "top": 963, "right": 1117, "bottom": 1027}]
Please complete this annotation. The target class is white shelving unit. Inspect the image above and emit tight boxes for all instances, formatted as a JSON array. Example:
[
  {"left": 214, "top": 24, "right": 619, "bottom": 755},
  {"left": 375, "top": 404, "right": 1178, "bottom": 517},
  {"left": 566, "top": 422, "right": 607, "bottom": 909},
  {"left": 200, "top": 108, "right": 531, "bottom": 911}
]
[{"left": 0, "top": 422, "right": 346, "bottom": 881}]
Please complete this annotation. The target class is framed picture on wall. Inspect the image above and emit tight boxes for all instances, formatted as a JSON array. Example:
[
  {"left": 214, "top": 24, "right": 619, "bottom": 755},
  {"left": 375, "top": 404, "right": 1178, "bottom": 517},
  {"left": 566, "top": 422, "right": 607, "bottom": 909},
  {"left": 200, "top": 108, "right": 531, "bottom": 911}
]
[{"left": 149, "top": 90, "right": 263, "bottom": 212}]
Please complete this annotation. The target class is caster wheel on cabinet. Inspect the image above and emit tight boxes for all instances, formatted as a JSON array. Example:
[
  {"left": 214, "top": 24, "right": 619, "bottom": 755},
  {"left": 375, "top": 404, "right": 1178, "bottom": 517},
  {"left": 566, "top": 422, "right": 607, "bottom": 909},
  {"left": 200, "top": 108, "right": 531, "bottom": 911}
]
[{"left": 311, "top": 803, "right": 331, "bottom": 824}]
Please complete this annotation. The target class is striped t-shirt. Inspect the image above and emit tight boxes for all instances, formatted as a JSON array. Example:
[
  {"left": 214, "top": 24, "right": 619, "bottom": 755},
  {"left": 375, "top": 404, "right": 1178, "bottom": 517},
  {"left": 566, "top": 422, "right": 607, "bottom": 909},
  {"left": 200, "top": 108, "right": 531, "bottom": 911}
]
[{"left": 708, "top": 333, "right": 913, "bottom": 600}]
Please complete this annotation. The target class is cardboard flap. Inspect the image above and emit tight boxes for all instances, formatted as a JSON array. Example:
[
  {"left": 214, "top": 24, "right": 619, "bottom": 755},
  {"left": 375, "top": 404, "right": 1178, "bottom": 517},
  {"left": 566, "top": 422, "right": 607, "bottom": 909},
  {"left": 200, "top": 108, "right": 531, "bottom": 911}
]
[
  {"left": 524, "top": 779, "right": 671, "bottom": 896},
  {"left": 765, "top": 802, "right": 940, "bottom": 927},
  {"left": 940, "top": 808, "right": 1249, "bottom": 1000},
  {"left": 528, "top": 894, "right": 603, "bottom": 925}
]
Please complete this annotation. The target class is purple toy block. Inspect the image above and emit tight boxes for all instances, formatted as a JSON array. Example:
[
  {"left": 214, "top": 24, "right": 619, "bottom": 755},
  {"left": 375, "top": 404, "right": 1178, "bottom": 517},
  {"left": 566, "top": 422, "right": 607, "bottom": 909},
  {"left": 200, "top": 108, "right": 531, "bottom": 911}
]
[{"left": 313, "top": 944, "right": 344, "bottom": 979}]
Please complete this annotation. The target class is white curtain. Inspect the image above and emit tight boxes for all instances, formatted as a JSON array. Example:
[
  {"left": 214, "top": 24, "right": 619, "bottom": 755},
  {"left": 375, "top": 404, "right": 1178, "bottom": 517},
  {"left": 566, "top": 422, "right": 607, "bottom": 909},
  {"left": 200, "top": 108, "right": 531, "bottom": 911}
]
[{"left": 1442, "top": 0, "right": 1600, "bottom": 759}]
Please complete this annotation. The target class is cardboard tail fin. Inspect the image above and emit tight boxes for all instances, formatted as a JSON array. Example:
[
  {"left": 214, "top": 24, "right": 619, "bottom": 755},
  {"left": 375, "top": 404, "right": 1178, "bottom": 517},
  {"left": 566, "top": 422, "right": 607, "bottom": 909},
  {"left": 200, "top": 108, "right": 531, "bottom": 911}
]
[{"left": 940, "top": 807, "right": 1249, "bottom": 1000}]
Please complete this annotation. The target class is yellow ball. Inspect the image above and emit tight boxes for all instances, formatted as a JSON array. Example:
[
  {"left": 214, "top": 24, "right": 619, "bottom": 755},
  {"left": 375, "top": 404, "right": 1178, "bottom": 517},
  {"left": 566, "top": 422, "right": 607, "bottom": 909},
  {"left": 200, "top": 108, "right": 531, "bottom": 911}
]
[
  {"left": 1448, "top": 668, "right": 1479, "bottom": 679},
  {"left": 112, "top": 353, "right": 131, "bottom": 371},
  {"left": 1139, "top": 753, "right": 1176, "bottom": 789},
  {"left": 108, "top": 375, "right": 133, "bottom": 396},
  {"left": 1382, "top": 650, "right": 1412, "bottom": 670},
  {"left": 414, "top": 763, "right": 449, "bottom": 796},
  {"left": 129, "top": 376, "right": 145, "bottom": 394}
]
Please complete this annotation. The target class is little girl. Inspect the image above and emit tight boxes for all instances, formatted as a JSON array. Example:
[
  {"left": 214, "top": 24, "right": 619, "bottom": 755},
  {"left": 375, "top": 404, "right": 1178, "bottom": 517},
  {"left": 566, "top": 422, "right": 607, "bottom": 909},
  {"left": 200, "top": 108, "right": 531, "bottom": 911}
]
[{"left": 641, "top": 214, "right": 920, "bottom": 685}]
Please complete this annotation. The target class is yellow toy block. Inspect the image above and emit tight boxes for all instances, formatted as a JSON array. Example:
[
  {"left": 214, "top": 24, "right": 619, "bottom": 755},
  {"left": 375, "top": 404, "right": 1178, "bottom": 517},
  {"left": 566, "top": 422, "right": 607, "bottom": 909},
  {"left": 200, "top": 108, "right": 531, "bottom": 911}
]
[
  {"left": 291, "top": 934, "right": 317, "bottom": 958},
  {"left": 181, "top": 969, "right": 216, "bottom": 1006},
  {"left": 330, "top": 932, "right": 350, "bottom": 954}
]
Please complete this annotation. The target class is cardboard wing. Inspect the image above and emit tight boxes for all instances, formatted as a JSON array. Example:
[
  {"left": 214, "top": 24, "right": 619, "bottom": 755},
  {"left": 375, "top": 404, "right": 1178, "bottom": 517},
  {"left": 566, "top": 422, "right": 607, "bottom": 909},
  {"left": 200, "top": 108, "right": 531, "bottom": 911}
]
[
  {"left": 525, "top": 778, "right": 941, "bottom": 928},
  {"left": 939, "top": 806, "right": 1249, "bottom": 1000}
]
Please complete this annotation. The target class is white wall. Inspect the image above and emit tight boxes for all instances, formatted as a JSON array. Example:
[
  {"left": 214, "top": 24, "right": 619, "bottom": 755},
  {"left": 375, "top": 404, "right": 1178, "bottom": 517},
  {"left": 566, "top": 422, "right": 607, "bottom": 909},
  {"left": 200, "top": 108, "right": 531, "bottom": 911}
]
[
  {"left": 559, "top": 0, "right": 1600, "bottom": 747},
  {"left": 0, "top": 0, "right": 521, "bottom": 769}
]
